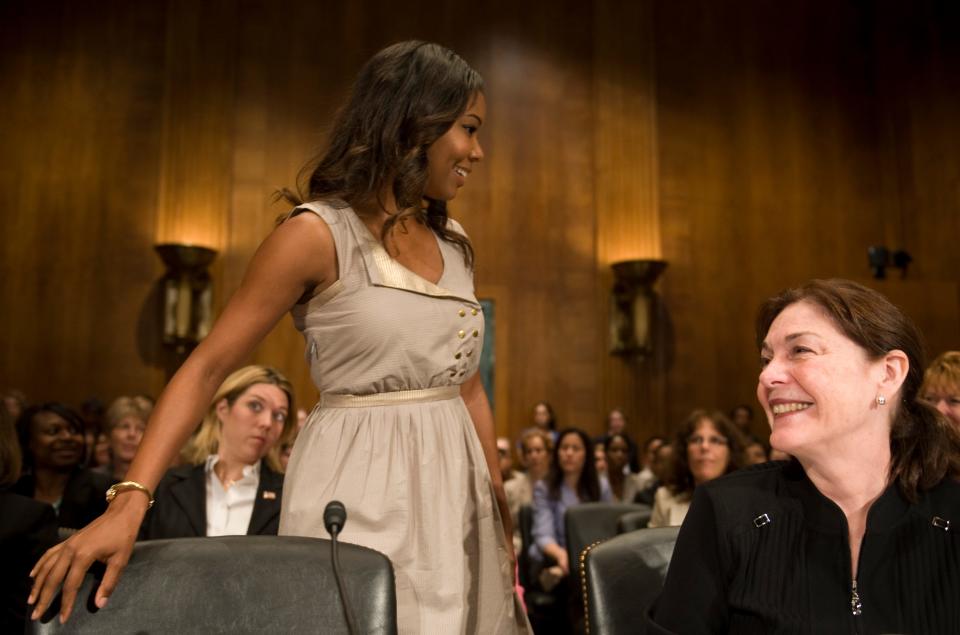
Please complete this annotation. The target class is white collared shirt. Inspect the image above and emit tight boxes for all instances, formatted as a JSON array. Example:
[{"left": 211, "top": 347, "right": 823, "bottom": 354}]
[{"left": 204, "top": 455, "right": 260, "bottom": 537}]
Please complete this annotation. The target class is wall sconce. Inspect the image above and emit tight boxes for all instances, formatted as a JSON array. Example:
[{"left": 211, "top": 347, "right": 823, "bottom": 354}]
[
  {"left": 610, "top": 259, "right": 667, "bottom": 356},
  {"left": 155, "top": 243, "right": 217, "bottom": 353}
]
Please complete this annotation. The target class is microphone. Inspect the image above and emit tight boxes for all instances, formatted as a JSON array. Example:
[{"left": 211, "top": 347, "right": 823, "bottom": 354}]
[
  {"left": 324, "top": 500, "right": 358, "bottom": 635},
  {"left": 324, "top": 500, "right": 347, "bottom": 535}
]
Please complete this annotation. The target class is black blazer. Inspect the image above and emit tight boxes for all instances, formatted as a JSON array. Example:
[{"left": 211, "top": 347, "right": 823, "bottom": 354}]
[
  {"left": 139, "top": 461, "right": 284, "bottom": 540},
  {"left": 13, "top": 468, "right": 113, "bottom": 531},
  {"left": 0, "top": 488, "right": 59, "bottom": 633}
]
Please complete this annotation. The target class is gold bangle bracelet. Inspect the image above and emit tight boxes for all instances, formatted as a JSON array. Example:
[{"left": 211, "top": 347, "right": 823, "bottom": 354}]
[{"left": 105, "top": 481, "right": 155, "bottom": 509}]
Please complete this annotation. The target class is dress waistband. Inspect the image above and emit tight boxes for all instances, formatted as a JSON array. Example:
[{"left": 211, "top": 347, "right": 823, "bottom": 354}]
[{"left": 319, "top": 385, "right": 460, "bottom": 408}]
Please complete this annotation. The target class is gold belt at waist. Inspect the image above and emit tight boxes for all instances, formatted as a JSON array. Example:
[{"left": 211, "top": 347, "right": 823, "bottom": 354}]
[{"left": 319, "top": 385, "right": 461, "bottom": 408}]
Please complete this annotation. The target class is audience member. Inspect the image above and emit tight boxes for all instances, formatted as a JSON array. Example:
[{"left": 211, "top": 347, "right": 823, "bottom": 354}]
[
  {"left": 635, "top": 435, "right": 665, "bottom": 490},
  {"left": 92, "top": 432, "right": 111, "bottom": 468},
  {"left": 531, "top": 428, "right": 611, "bottom": 591},
  {"left": 531, "top": 401, "right": 558, "bottom": 441},
  {"left": 140, "top": 366, "right": 295, "bottom": 540},
  {"left": 279, "top": 434, "right": 297, "bottom": 472},
  {"left": 13, "top": 403, "right": 112, "bottom": 532},
  {"left": 743, "top": 439, "right": 769, "bottom": 465},
  {"left": 594, "top": 440, "right": 607, "bottom": 476},
  {"left": 505, "top": 428, "right": 553, "bottom": 553},
  {"left": 729, "top": 403, "right": 754, "bottom": 434},
  {"left": 1, "top": 389, "right": 26, "bottom": 421},
  {"left": 635, "top": 442, "right": 675, "bottom": 505},
  {"left": 919, "top": 350, "right": 960, "bottom": 429},
  {"left": 603, "top": 408, "right": 641, "bottom": 472},
  {"left": 498, "top": 436, "right": 519, "bottom": 483},
  {"left": 648, "top": 409, "right": 744, "bottom": 528},
  {"left": 1, "top": 409, "right": 58, "bottom": 634},
  {"left": 651, "top": 279, "right": 960, "bottom": 633},
  {"left": 79, "top": 397, "right": 105, "bottom": 467},
  {"left": 94, "top": 396, "right": 152, "bottom": 482},
  {"left": 605, "top": 432, "right": 644, "bottom": 502}
]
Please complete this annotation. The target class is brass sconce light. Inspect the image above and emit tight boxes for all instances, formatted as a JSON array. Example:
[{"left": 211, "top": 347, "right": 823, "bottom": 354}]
[
  {"left": 155, "top": 243, "right": 217, "bottom": 353},
  {"left": 610, "top": 259, "right": 667, "bottom": 356}
]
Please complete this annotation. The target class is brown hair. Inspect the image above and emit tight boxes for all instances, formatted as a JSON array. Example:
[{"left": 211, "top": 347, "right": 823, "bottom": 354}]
[
  {"left": 280, "top": 40, "right": 482, "bottom": 267},
  {"left": 181, "top": 366, "right": 296, "bottom": 473},
  {"left": 519, "top": 427, "right": 555, "bottom": 456},
  {"left": 667, "top": 409, "right": 746, "bottom": 500},
  {"left": 0, "top": 408, "right": 22, "bottom": 487},
  {"left": 756, "top": 279, "right": 960, "bottom": 501}
]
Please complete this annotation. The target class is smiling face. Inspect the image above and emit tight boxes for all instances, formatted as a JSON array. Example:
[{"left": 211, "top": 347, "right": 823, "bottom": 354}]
[
  {"left": 757, "top": 300, "right": 896, "bottom": 461},
  {"left": 29, "top": 411, "right": 83, "bottom": 471},
  {"left": 522, "top": 434, "right": 550, "bottom": 477},
  {"left": 424, "top": 92, "right": 486, "bottom": 201},
  {"left": 216, "top": 383, "right": 289, "bottom": 466},
  {"left": 686, "top": 419, "right": 731, "bottom": 485}
]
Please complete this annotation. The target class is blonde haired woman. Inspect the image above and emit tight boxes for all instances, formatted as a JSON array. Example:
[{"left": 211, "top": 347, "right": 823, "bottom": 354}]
[
  {"left": 920, "top": 351, "right": 960, "bottom": 429},
  {"left": 139, "top": 366, "right": 295, "bottom": 540},
  {"left": 95, "top": 397, "right": 152, "bottom": 482}
]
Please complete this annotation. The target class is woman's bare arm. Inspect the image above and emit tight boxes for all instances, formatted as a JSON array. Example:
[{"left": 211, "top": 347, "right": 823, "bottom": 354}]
[
  {"left": 29, "top": 211, "right": 336, "bottom": 623},
  {"left": 460, "top": 372, "right": 516, "bottom": 566}
]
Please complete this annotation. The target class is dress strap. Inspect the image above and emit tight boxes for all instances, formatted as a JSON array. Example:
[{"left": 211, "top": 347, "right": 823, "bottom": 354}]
[{"left": 320, "top": 386, "right": 460, "bottom": 408}]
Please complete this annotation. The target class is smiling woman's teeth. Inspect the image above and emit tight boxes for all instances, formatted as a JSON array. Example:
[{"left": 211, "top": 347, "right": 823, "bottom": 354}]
[
  {"left": 454, "top": 167, "right": 467, "bottom": 177},
  {"left": 772, "top": 402, "right": 812, "bottom": 415}
]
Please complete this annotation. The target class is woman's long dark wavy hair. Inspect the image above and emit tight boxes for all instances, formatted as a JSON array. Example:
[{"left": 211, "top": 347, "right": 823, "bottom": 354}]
[
  {"left": 756, "top": 278, "right": 960, "bottom": 501},
  {"left": 548, "top": 428, "right": 602, "bottom": 503},
  {"left": 281, "top": 40, "right": 482, "bottom": 267}
]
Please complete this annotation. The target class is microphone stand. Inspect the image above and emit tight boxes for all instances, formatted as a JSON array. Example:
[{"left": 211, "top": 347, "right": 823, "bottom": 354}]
[{"left": 324, "top": 501, "right": 358, "bottom": 635}]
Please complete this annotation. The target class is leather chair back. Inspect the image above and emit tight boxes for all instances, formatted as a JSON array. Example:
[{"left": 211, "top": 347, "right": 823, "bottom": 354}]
[
  {"left": 582, "top": 526, "right": 680, "bottom": 635},
  {"left": 28, "top": 535, "right": 397, "bottom": 634},
  {"left": 564, "top": 503, "right": 651, "bottom": 579},
  {"left": 616, "top": 508, "right": 653, "bottom": 534}
]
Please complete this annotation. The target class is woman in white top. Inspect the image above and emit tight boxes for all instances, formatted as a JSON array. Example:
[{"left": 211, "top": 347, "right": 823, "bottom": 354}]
[
  {"left": 139, "top": 366, "right": 296, "bottom": 539},
  {"left": 648, "top": 409, "right": 746, "bottom": 528}
]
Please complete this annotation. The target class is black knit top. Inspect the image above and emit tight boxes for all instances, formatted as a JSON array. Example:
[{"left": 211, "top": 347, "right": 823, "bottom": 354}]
[{"left": 649, "top": 460, "right": 960, "bottom": 634}]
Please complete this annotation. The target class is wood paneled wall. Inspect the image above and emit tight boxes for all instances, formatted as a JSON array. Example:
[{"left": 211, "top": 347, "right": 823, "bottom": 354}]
[{"left": 2, "top": 0, "right": 957, "bottom": 447}]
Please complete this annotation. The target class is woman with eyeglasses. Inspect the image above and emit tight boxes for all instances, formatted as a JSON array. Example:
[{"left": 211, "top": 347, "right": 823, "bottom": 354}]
[{"left": 647, "top": 410, "right": 745, "bottom": 528}]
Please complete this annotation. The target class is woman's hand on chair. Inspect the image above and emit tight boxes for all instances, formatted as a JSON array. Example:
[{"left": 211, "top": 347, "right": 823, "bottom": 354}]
[{"left": 29, "top": 493, "right": 149, "bottom": 624}]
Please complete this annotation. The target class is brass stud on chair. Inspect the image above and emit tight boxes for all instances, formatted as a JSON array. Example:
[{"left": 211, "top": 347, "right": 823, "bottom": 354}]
[{"left": 579, "top": 540, "right": 605, "bottom": 635}]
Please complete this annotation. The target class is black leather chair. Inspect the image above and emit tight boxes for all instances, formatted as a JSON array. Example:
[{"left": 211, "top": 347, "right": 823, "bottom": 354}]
[
  {"left": 616, "top": 508, "right": 652, "bottom": 534},
  {"left": 564, "top": 503, "right": 651, "bottom": 580},
  {"left": 28, "top": 535, "right": 397, "bottom": 634},
  {"left": 581, "top": 526, "right": 681, "bottom": 635}
]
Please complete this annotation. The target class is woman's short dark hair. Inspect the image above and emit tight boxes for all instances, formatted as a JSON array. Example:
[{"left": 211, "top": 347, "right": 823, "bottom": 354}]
[
  {"left": 668, "top": 409, "right": 746, "bottom": 499},
  {"left": 283, "top": 40, "right": 483, "bottom": 267},
  {"left": 15, "top": 402, "right": 85, "bottom": 472},
  {"left": 548, "top": 427, "right": 601, "bottom": 503},
  {"left": 756, "top": 278, "right": 960, "bottom": 501}
]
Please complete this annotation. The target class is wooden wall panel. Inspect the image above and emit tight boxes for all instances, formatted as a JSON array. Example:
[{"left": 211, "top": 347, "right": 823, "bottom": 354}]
[{"left": 2, "top": 0, "right": 957, "bottom": 450}]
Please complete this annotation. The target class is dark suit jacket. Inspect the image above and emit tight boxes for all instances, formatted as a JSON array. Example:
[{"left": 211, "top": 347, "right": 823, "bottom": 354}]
[
  {"left": 139, "top": 461, "right": 284, "bottom": 540},
  {"left": 0, "top": 488, "right": 59, "bottom": 633},
  {"left": 13, "top": 468, "right": 113, "bottom": 531}
]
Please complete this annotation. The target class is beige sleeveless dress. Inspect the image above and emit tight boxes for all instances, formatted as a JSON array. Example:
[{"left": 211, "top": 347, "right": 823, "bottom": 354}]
[{"left": 279, "top": 202, "right": 530, "bottom": 634}]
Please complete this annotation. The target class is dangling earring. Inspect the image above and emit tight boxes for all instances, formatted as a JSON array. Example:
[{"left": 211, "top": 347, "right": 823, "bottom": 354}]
[{"left": 876, "top": 395, "right": 886, "bottom": 406}]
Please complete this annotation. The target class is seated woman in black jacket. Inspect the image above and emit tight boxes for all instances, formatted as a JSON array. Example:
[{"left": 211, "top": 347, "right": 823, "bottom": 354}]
[
  {"left": 14, "top": 403, "right": 113, "bottom": 532},
  {"left": 650, "top": 279, "right": 960, "bottom": 634},
  {"left": 140, "top": 365, "right": 296, "bottom": 539}
]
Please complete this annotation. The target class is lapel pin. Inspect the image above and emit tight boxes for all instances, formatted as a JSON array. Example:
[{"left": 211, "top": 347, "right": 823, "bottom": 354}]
[{"left": 262, "top": 491, "right": 277, "bottom": 500}]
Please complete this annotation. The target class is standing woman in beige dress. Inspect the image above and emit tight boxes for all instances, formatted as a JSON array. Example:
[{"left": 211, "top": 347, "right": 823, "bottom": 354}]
[{"left": 29, "top": 41, "right": 530, "bottom": 634}]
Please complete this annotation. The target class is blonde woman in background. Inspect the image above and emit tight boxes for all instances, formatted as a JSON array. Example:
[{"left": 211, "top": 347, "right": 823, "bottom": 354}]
[
  {"left": 505, "top": 428, "right": 554, "bottom": 553},
  {"left": 139, "top": 366, "right": 295, "bottom": 540},
  {"left": 920, "top": 351, "right": 960, "bottom": 429},
  {"left": 94, "top": 397, "right": 152, "bottom": 482}
]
